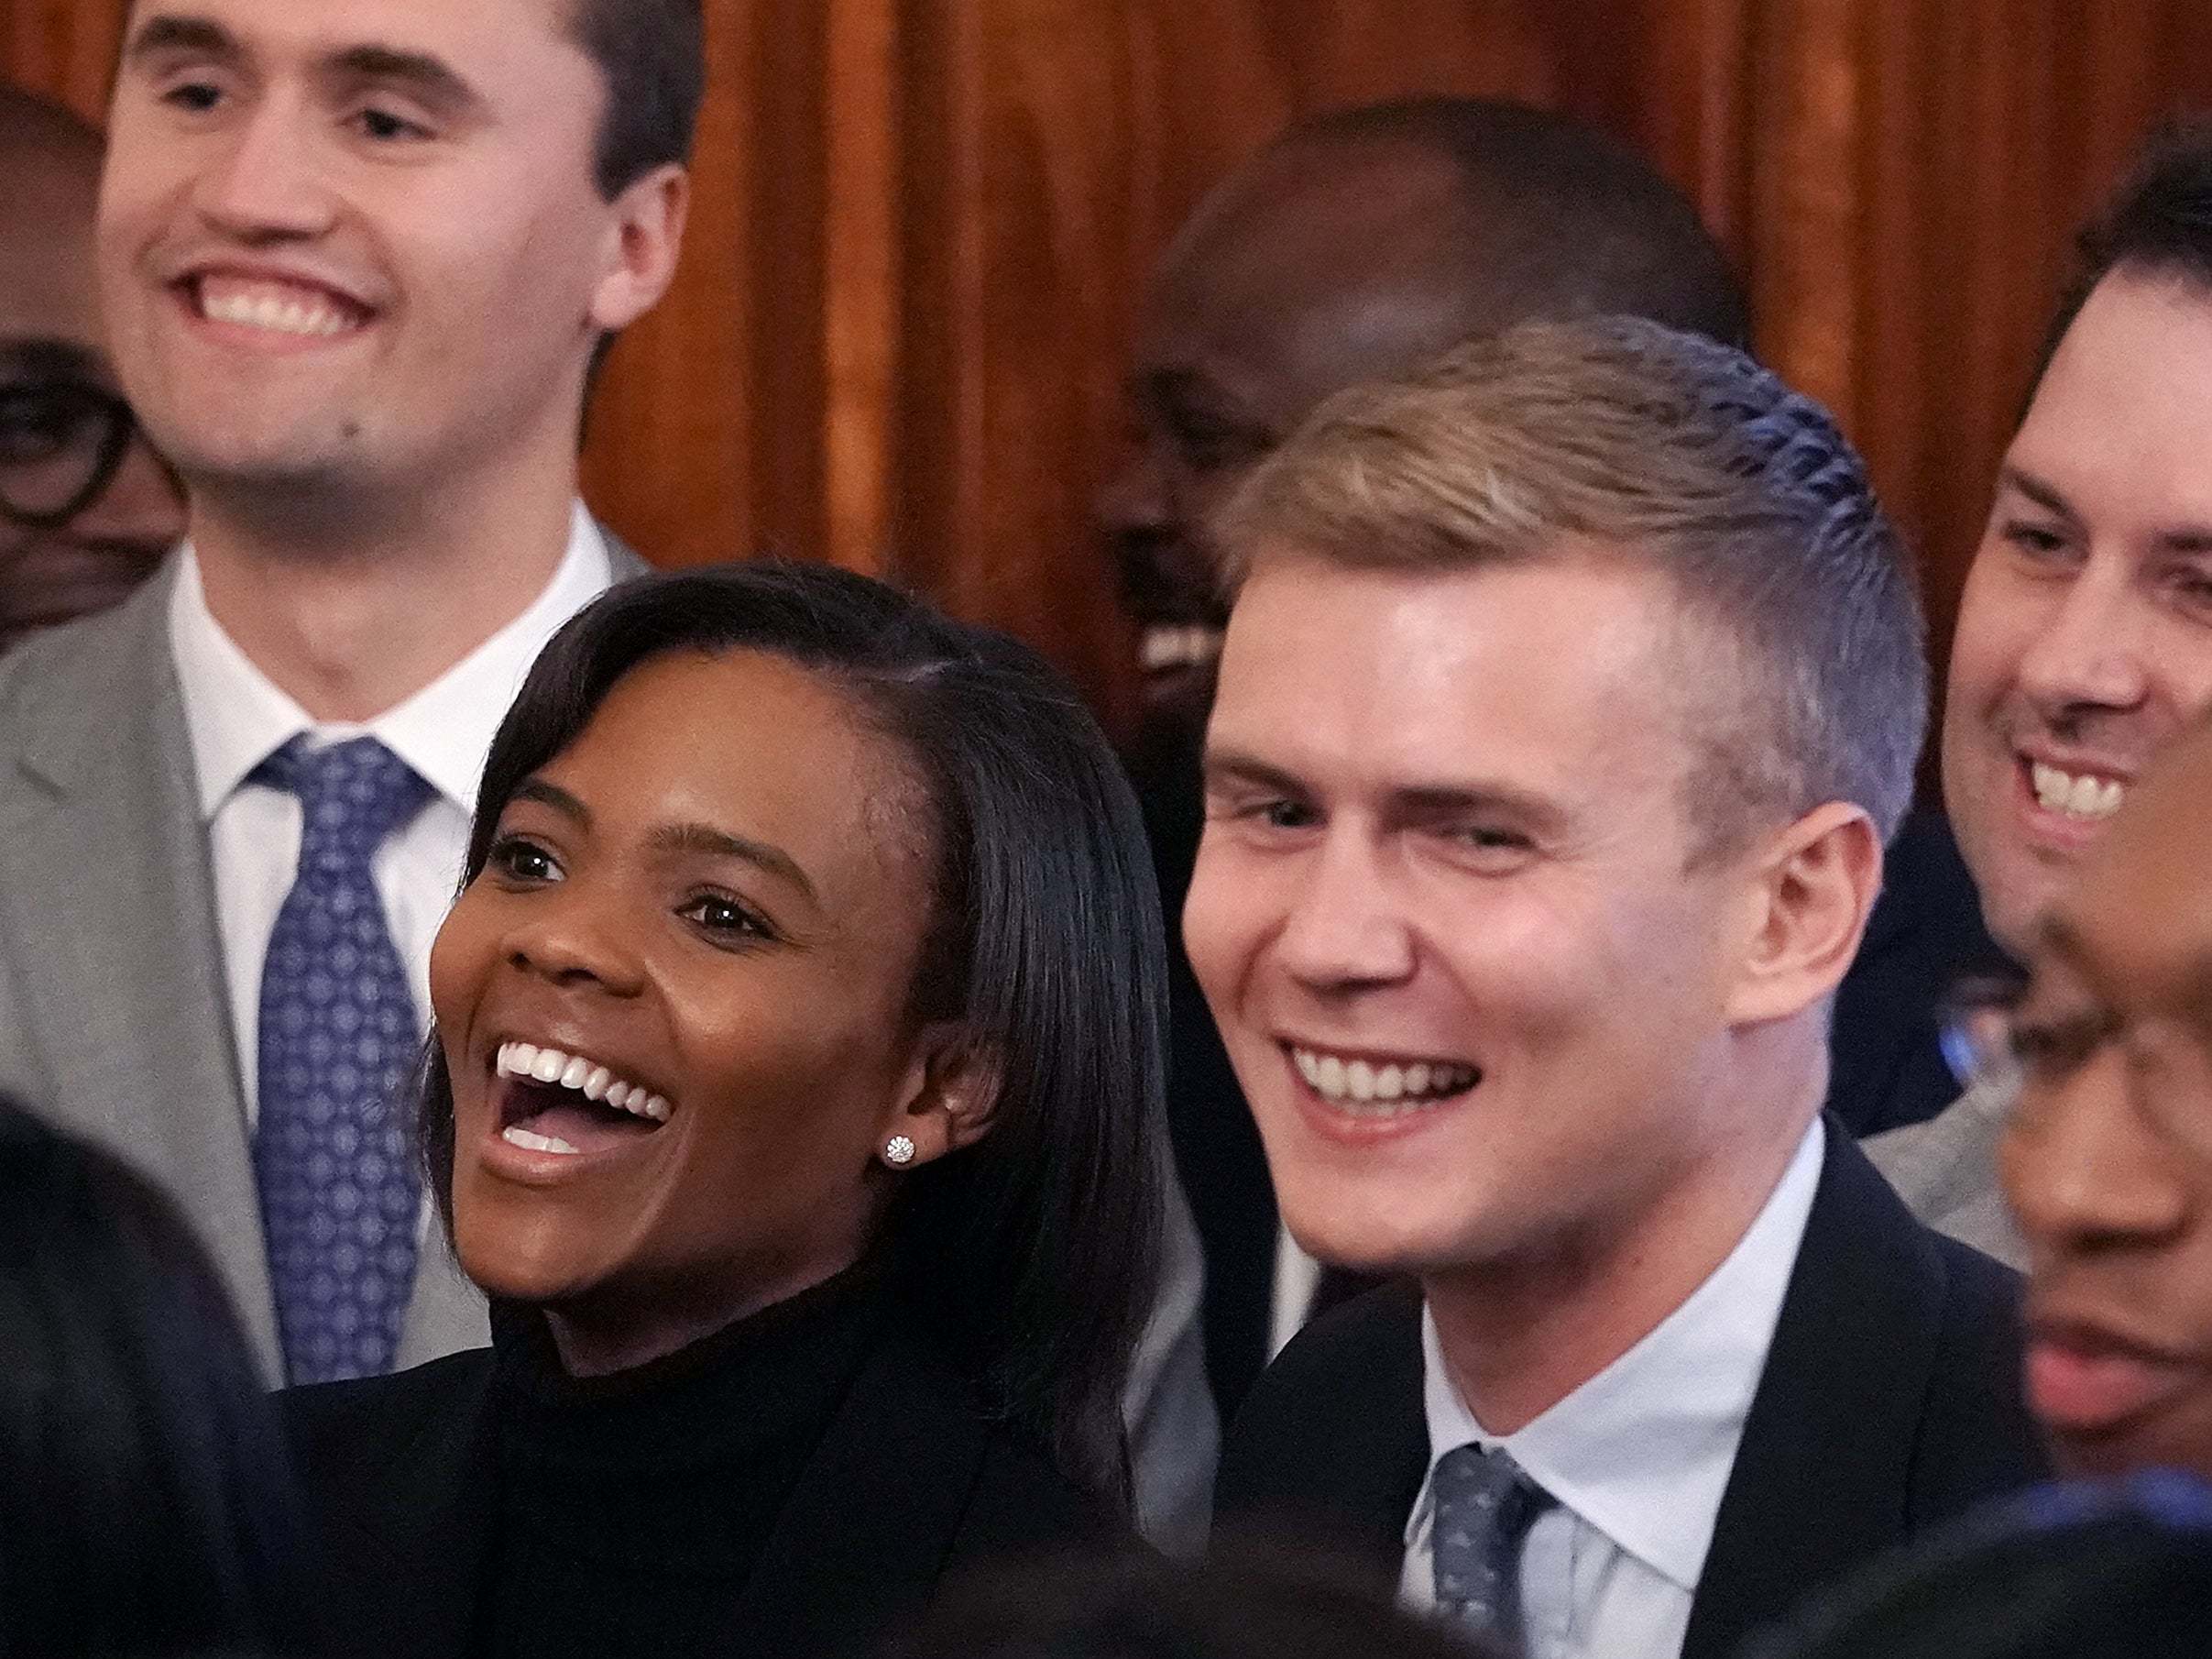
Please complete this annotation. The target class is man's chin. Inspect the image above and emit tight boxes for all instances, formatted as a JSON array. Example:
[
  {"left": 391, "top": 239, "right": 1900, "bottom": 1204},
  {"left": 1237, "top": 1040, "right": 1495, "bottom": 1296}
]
[
  {"left": 1278, "top": 1205, "right": 1471, "bottom": 1280},
  {"left": 1974, "top": 851, "right": 2074, "bottom": 962}
]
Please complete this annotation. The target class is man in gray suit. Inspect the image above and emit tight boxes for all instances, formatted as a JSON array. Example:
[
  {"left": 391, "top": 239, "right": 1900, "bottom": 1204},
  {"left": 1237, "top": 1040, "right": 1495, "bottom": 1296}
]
[
  {"left": 1867, "top": 129, "right": 2212, "bottom": 1263},
  {"left": 0, "top": 0, "right": 698, "bottom": 1381}
]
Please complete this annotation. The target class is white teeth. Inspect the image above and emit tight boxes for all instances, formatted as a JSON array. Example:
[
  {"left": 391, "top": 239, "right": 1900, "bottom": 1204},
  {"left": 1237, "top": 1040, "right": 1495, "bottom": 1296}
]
[
  {"left": 501, "top": 1125, "right": 581, "bottom": 1156},
  {"left": 2031, "top": 761, "right": 2127, "bottom": 822},
  {"left": 1139, "top": 625, "right": 1224, "bottom": 674},
  {"left": 1290, "top": 1047, "right": 1477, "bottom": 1115},
  {"left": 493, "top": 1042, "right": 670, "bottom": 1126},
  {"left": 200, "top": 284, "right": 355, "bottom": 337}
]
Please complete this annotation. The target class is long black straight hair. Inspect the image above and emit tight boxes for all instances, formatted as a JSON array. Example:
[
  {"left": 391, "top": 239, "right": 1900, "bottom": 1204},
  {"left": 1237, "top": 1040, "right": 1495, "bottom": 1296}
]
[{"left": 420, "top": 561, "right": 1168, "bottom": 1498}]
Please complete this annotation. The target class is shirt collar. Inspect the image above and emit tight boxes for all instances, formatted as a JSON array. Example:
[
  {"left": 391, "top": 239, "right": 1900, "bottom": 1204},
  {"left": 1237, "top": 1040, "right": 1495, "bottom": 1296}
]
[
  {"left": 1408, "top": 1117, "right": 1826, "bottom": 1591},
  {"left": 170, "top": 502, "right": 614, "bottom": 818}
]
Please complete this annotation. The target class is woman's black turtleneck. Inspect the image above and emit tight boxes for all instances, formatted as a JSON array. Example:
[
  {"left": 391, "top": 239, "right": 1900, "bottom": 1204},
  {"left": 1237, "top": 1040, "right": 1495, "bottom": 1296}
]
[{"left": 483, "top": 1265, "right": 885, "bottom": 1659}]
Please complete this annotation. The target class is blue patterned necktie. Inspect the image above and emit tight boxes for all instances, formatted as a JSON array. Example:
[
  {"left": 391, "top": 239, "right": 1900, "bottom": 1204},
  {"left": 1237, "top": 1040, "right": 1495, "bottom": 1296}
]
[
  {"left": 1431, "top": 1443, "right": 1558, "bottom": 1654},
  {"left": 252, "top": 734, "right": 434, "bottom": 1386}
]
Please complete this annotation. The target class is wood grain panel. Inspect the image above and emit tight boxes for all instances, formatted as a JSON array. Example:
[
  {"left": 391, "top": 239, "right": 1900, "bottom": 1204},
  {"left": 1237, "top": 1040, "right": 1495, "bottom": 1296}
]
[
  {"left": 1736, "top": 0, "right": 2212, "bottom": 763},
  {"left": 1, "top": 0, "right": 123, "bottom": 123},
  {"left": 578, "top": 0, "right": 783, "bottom": 574},
  {"left": 897, "top": 0, "right": 1737, "bottom": 728},
  {"left": 16, "top": 0, "right": 2212, "bottom": 737}
]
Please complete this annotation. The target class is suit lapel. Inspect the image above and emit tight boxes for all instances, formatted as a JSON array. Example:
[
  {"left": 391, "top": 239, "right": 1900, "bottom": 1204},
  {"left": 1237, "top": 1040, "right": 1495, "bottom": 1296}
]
[
  {"left": 1679, "top": 1125, "right": 1946, "bottom": 1659},
  {"left": 1215, "top": 1280, "right": 1428, "bottom": 1584},
  {"left": 724, "top": 1324, "right": 990, "bottom": 1655},
  {"left": 0, "top": 571, "right": 279, "bottom": 1372},
  {"left": 1310, "top": 1286, "right": 1429, "bottom": 1574}
]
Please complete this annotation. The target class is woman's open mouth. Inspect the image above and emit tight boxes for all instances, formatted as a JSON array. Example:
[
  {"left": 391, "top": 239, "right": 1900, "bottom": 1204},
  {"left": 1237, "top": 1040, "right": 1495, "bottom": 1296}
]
[{"left": 491, "top": 1041, "right": 672, "bottom": 1158}]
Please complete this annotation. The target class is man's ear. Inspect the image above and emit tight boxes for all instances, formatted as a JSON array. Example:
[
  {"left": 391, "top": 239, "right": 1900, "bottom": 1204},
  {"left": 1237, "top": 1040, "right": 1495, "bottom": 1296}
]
[
  {"left": 1725, "top": 801, "right": 1884, "bottom": 1027},
  {"left": 589, "top": 163, "right": 690, "bottom": 333},
  {"left": 874, "top": 1027, "right": 1004, "bottom": 1170}
]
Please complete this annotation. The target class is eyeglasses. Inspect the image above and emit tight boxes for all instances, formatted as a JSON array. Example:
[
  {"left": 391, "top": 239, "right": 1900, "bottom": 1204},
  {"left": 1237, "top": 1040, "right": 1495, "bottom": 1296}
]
[
  {"left": 0, "top": 379, "right": 139, "bottom": 530},
  {"left": 1990, "top": 979, "right": 2212, "bottom": 1170}
]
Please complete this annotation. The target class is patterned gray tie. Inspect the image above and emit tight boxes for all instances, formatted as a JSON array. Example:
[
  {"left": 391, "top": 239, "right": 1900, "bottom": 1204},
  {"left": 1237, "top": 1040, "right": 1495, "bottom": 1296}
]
[{"left": 1430, "top": 1443, "right": 1557, "bottom": 1654}]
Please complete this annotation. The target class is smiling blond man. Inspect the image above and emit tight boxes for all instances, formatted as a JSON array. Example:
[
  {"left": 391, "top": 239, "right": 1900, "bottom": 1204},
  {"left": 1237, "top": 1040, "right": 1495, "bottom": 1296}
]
[
  {"left": 1197, "top": 318, "right": 2046, "bottom": 1659},
  {"left": 0, "top": 0, "right": 696, "bottom": 1385}
]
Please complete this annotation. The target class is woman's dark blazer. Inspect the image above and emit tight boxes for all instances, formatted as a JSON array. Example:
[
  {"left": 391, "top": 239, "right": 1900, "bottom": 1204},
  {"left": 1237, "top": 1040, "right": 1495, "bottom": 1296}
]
[{"left": 280, "top": 1321, "right": 1124, "bottom": 1659}]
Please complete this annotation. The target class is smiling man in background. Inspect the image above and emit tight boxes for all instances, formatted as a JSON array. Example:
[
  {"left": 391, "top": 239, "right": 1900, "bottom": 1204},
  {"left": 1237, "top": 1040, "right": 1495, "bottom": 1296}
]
[
  {"left": 0, "top": 81, "right": 181, "bottom": 649},
  {"left": 1868, "top": 129, "right": 2212, "bottom": 1263},
  {"left": 1198, "top": 317, "right": 2044, "bottom": 1659},
  {"left": 0, "top": 0, "right": 695, "bottom": 1387}
]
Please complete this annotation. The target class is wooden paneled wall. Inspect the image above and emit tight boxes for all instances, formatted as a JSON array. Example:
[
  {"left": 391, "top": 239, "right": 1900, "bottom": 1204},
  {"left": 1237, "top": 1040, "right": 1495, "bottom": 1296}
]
[{"left": 10, "top": 0, "right": 2212, "bottom": 734}]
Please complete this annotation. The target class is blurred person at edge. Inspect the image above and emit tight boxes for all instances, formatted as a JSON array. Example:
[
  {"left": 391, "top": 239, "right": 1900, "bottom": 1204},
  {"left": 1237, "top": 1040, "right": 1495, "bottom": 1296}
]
[
  {"left": 0, "top": 81, "right": 181, "bottom": 649},
  {"left": 0, "top": 1092, "right": 308, "bottom": 1659},
  {"left": 1741, "top": 1476, "right": 2212, "bottom": 1659},
  {"left": 1998, "top": 715, "right": 2212, "bottom": 1481},
  {"left": 1101, "top": 97, "right": 1991, "bottom": 1416},
  {"left": 1195, "top": 318, "right": 2045, "bottom": 1659},
  {"left": 1868, "top": 126, "right": 2212, "bottom": 1267}
]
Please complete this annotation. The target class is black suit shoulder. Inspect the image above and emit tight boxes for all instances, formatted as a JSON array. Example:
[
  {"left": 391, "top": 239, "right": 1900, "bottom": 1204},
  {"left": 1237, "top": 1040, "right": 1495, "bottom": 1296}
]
[
  {"left": 1212, "top": 1128, "right": 2046, "bottom": 1656},
  {"left": 952, "top": 1423, "right": 1126, "bottom": 1565},
  {"left": 1213, "top": 1280, "right": 1426, "bottom": 1586},
  {"left": 1681, "top": 1126, "right": 2044, "bottom": 1659},
  {"left": 1903, "top": 1224, "right": 2042, "bottom": 1523}
]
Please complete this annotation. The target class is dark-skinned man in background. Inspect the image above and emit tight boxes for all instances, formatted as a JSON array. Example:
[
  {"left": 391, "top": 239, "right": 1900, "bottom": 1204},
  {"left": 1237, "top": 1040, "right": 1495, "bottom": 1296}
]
[{"left": 0, "top": 81, "right": 181, "bottom": 649}]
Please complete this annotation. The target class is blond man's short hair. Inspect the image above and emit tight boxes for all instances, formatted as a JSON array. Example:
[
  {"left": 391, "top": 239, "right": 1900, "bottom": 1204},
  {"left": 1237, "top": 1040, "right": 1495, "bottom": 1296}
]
[{"left": 1213, "top": 315, "right": 1927, "bottom": 855}]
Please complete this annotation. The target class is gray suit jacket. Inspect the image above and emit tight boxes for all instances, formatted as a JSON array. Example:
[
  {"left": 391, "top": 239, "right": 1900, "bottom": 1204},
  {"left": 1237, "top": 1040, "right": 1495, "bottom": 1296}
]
[
  {"left": 0, "top": 538, "right": 647, "bottom": 1382},
  {"left": 1864, "top": 1071, "right": 2024, "bottom": 1268},
  {"left": 0, "top": 542, "right": 1220, "bottom": 1543}
]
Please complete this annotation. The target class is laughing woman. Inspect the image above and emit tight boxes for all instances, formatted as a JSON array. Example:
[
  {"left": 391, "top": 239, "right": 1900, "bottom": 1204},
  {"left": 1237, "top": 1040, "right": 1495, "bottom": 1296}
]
[{"left": 280, "top": 564, "right": 1167, "bottom": 1659}]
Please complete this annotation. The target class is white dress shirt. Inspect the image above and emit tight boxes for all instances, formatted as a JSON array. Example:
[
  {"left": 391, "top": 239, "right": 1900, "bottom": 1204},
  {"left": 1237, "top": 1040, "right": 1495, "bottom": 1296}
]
[
  {"left": 1401, "top": 1119, "right": 1827, "bottom": 1659},
  {"left": 169, "top": 504, "right": 615, "bottom": 1119},
  {"left": 1269, "top": 1221, "right": 1325, "bottom": 1359}
]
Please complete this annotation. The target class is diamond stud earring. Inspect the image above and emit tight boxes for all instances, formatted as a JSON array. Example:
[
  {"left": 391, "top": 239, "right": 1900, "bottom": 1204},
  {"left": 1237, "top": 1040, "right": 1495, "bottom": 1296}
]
[{"left": 884, "top": 1135, "right": 917, "bottom": 1167}]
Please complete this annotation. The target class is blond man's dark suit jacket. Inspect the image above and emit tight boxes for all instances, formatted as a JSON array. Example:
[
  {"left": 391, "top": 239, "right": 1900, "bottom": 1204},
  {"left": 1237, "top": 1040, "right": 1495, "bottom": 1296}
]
[
  {"left": 0, "top": 542, "right": 645, "bottom": 1380},
  {"left": 1214, "top": 1126, "right": 2050, "bottom": 1659}
]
